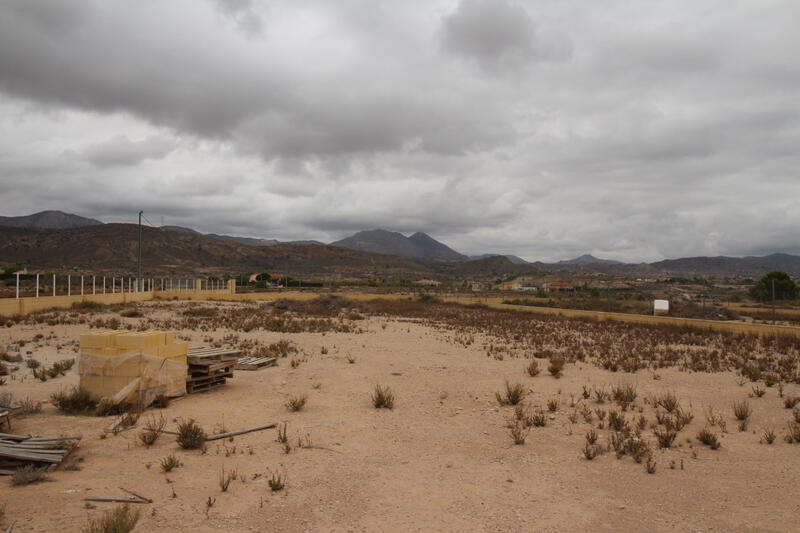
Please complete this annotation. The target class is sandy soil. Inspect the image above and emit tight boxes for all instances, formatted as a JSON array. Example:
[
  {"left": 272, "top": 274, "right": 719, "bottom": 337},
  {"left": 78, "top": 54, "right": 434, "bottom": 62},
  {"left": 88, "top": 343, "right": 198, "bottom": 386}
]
[{"left": 1, "top": 302, "right": 799, "bottom": 532}]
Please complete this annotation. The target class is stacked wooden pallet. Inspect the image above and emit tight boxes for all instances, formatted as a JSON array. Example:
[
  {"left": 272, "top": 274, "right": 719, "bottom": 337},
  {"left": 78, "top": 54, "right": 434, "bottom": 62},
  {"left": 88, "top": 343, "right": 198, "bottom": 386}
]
[
  {"left": 187, "top": 347, "right": 240, "bottom": 394},
  {"left": 0, "top": 433, "right": 81, "bottom": 474},
  {"left": 235, "top": 356, "right": 277, "bottom": 370}
]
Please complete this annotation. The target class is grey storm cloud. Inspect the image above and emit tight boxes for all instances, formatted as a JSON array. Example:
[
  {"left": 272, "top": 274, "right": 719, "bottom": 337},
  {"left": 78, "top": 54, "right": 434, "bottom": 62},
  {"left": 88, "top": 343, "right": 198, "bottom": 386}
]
[
  {"left": 83, "top": 135, "right": 176, "bottom": 167},
  {"left": 441, "top": 0, "right": 571, "bottom": 70},
  {"left": 0, "top": 0, "right": 799, "bottom": 262}
]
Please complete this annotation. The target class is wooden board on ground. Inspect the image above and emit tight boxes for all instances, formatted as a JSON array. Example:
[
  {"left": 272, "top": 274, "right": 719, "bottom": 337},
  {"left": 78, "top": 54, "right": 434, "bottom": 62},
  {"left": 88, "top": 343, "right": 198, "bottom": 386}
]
[
  {"left": 235, "top": 356, "right": 277, "bottom": 370},
  {"left": 0, "top": 434, "right": 81, "bottom": 471}
]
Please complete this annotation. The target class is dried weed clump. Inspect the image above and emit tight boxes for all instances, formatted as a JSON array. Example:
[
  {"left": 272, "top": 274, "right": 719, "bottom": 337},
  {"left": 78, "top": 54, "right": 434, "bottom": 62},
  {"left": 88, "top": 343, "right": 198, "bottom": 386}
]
[
  {"left": 371, "top": 384, "right": 395, "bottom": 409},
  {"left": 81, "top": 504, "right": 140, "bottom": 533},
  {"left": 548, "top": 356, "right": 566, "bottom": 378},
  {"left": 176, "top": 418, "right": 206, "bottom": 449},
  {"left": 50, "top": 387, "right": 96, "bottom": 414},
  {"left": 285, "top": 395, "right": 308, "bottom": 412},
  {"left": 697, "top": 427, "right": 721, "bottom": 449},
  {"left": 11, "top": 465, "right": 51, "bottom": 486},
  {"left": 496, "top": 381, "right": 526, "bottom": 406}
]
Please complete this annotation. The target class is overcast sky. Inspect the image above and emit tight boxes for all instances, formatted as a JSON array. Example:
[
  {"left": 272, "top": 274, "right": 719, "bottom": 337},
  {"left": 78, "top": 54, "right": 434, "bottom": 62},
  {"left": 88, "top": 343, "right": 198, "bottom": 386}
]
[{"left": 0, "top": 0, "right": 798, "bottom": 262}]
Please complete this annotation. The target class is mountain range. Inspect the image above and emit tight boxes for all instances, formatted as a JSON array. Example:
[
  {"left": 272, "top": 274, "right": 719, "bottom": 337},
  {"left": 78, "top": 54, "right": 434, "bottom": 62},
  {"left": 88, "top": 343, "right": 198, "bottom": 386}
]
[
  {"left": 1, "top": 211, "right": 799, "bottom": 278},
  {"left": 330, "top": 229, "right": 467, "bottom": 261},
  {"left": 0, "top": 210, "right": 102, "bottom": 229}
]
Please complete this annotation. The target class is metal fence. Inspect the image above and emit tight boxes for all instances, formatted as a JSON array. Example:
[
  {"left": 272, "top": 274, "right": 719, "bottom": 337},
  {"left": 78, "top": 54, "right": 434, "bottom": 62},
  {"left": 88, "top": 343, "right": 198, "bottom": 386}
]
[{"left": 0, "top": 273, "right": 231, "bottom": 300}]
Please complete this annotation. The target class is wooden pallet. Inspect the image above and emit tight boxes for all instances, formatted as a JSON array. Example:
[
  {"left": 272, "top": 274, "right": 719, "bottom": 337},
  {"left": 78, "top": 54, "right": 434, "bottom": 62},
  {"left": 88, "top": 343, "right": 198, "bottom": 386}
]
[
  {"left": 0, "top": 433, "right": 81, "bottom": 472},
  {"left": 235, "top": 356, "right": 277, "bottom": 370},
  {"left": 186, "top": 347, "right": 239, "bottom": 394},
  {"left": 187, "top": 347, "right": 241, "bottom": 364},
  {"left": 186, "top": 377, "right": 227, "bottom": 394}
]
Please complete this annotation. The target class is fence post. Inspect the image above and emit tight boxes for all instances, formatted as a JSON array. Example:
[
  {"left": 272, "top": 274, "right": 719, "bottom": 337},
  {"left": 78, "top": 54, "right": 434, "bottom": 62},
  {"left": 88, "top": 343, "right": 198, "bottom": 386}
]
[
  {"left": 36, "top": 274, "right": 40, "bottom": 298},
  {"left": 112, "top": 277, "right": 115, "bottom": 294},
  {"left": 92, "top": 276, "right": 95, "bottom": 295},
  {"left": 52, "top": 274, "right": 56, "bottom": 297},
  {"left": 103, "top": 276, "right": 105, "bottom": 294},
  {"left": 81, "top": 275, "right": 84, "bottom": 296},
  {"left": 15, "top": 272, "right": 19, "bottom": 299},
  {"left": 68, "top": 275, "right": 71, "bottom": 296}
]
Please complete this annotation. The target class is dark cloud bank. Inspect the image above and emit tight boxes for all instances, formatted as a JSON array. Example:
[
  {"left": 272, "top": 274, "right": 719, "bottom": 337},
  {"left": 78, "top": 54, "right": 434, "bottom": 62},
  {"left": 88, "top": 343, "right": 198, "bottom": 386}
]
[{"left": 0, "top": 0, "right": 798, "bottom": 262}]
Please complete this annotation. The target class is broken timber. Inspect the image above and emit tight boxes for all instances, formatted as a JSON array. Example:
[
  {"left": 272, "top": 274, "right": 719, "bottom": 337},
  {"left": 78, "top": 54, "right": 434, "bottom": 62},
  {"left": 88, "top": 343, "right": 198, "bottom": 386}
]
[{"left": 0, "top": 433, "right": 81, "bottom": 471}]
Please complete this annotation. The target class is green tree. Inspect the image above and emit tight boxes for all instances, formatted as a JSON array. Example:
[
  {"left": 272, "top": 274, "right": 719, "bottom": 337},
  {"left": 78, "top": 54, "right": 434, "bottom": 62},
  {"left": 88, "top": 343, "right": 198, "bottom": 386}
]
[{"left": 749, "top": 271, "right": 798, "bottom": 301}]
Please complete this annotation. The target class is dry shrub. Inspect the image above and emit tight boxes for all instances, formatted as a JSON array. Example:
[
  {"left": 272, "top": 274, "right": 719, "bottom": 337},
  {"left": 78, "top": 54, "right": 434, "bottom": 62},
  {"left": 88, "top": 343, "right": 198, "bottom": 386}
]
[
  {"left": 507, "top": 418, "right": 530, "bottom": 445},
  {"left": 151, "top": 394, "right": 170, "bottom": 408},
  {"left": 612, "top": 383, "right": 637, "bottom": 409},
  {"left": 654, "top": 391, "right": 680, "bottom": 413},
  {"left": 608, "top": 410, "right": 627, "bottom": 432},
  {"left": 269, "top": 472, "right": 285, "bottom": 492},
  {"left": 653, "top": 427, "right": 677, "bottom": 449},
  {"left": 160, "top": 453, "right": 182, "bottom": 472},
  {"left": 697, "top": 427, "right": 721, "bottom": 449},
  {"left": 285, "top": 395, "right": 307, "bottom": 412},
  {"left": 548, "top": 355, "right": 565, "bottom": 378},
  {"left": 138, "top": 414, "right": 167, "bottom": 447},
  {"left": 11, "top": 465, "right": 51, "bottom": 486},
  {"left": 176, "top": 418, "right": 206, "bottom": 449},
  {"left": 525, "top": 359, "right": 540, "bottom": 377},
  {"left": 371, "top": 384, "right": 395, "bottom": 409},
  {"left": 51, "top": 387, "right": 96, "bottom": 414},
  {"left": 496, "top": 381, "right": 526, "bottom": 406},
  {"left": 733, "top": 400, "right": 752, "bottom": 421},
  {"left": 546, "top": 398, "right": 559, "bottom": 413},
  {"left": 528, "top": 407, "right": 547, "bottom": 427},
  {"left": 81, "top": 504, "right": 140, "bottom": 533}
]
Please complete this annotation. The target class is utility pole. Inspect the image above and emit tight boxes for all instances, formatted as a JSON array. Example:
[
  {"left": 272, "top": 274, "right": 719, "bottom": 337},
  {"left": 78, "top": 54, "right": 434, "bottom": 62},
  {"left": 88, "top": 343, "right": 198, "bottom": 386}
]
[{"left": 138, "top": 210, "right": 143, "bottom": 292}]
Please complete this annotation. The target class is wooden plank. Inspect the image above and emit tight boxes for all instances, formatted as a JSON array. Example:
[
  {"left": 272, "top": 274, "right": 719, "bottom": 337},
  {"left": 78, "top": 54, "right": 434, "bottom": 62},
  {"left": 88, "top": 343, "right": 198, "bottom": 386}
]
[
  {"left": 119, "top": 487, "right": 153, "bottom": 503},
  {"left": 186, "top": 381, "right": 226, "bottom": 394},
  {"left": 188, "top": 347, "right": 240, "bottom": 356},
  {"left": 187, "top": 372, "right": 232, "bottom": 384},
  {"left": 235, "top": 357, "right": 276, "bottom": 370},
  {"left": 189, "top": 361, "right": 234, "bottom": 373},
  {"left": 0, "top": 448, "right": 63, "bottom": 463},
  {"left": 0, "top": 445, "right": 70, "bottom": 453},
  {"left": 0, "top": 433, "right": 27, "bottom": 442},
  {"left": 84, "top": 496, "right": 146, "bottom": 504},
  {"left": 205, "top": 422, "right": 276, "bottom": 441}
]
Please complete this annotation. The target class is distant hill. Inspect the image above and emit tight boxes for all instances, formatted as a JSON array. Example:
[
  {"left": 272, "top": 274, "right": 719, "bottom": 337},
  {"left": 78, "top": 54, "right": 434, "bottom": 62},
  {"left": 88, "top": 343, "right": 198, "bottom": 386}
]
[
  {"left": 160, "top": 225, "right": 278, "bottom": 247},
  {"left": 287, "top": 240, "right": 325, "bottom": 246},
  {"left": 206, "top": 234, "right": 279, "bottom": 247},
  {"left": 651, "top": 253, "right": 800, "bottom": 277},
  {"left": 558, "top": 254, "right": 622, "bottom": 265},
  {"left": 160, "top": 225, "right": 199, "bottom": 234},
  {"left": 0, "top": 224, "right": 431, "bottom": 277},
  {"left": 0, "top": 210, "right": 102, "bottom": 229},
  {"left": 470, "top": 254, "right": 528, "bottom": 265},
  {"left": 331, "top": 229, "right": 468, "bottom": 261}
]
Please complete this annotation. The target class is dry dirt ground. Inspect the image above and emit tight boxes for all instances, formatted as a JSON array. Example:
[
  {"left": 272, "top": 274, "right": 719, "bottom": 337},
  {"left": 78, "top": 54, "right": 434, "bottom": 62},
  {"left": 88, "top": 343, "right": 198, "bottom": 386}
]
[{"left": 1, "top": 301, "right": 799, "bottom": 532}]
